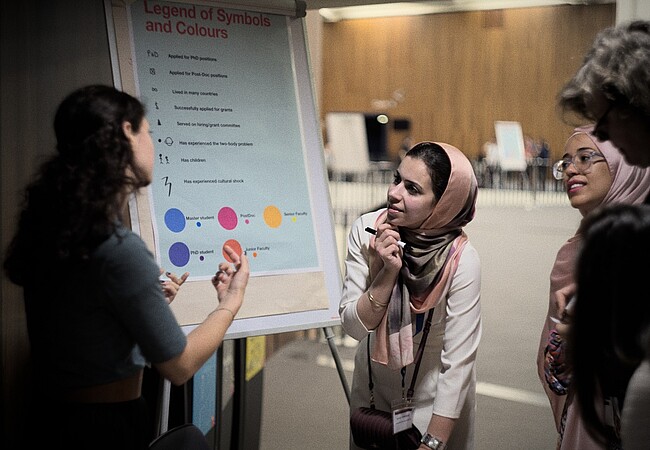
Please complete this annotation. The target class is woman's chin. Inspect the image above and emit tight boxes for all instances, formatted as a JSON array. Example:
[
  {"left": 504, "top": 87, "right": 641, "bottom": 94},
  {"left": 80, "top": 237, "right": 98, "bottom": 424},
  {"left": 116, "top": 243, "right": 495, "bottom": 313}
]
[{"left": 386, "top": 214, "right": 402, "bottom": 226}]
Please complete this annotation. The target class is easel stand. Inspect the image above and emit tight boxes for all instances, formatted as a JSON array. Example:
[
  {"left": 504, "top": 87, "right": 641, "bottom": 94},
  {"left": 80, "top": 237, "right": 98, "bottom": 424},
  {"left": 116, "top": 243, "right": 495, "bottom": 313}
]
[
  {"left": 154, "top": 327, "right": 353, "bottom": 446},
  {"left": 322, "top": 326, "right": 351, "bottom": 404},
  {"left": 155, "top": 378, "right": 172, "bottom": 434}
]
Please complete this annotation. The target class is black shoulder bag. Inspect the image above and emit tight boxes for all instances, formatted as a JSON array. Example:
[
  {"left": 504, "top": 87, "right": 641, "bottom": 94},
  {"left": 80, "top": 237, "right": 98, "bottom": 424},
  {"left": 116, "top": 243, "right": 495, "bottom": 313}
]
[{"left": 350, "top": 309, "right": 434, "bottom": 450}]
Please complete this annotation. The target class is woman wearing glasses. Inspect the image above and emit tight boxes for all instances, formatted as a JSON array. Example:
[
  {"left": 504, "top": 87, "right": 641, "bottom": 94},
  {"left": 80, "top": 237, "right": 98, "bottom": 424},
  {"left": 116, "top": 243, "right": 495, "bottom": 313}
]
[{"left": 536, "top": 125, "right": 650, "bottom": 450}]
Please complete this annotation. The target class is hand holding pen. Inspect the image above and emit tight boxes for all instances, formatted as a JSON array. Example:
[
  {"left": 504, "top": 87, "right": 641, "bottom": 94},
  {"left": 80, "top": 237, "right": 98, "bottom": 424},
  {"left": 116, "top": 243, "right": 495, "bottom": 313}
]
[
  {"left": 365, "top": 227, "right": 407, "bottom": 250},
  {"left": 365, "top": 226, "right": 407, "bottom": 272}
]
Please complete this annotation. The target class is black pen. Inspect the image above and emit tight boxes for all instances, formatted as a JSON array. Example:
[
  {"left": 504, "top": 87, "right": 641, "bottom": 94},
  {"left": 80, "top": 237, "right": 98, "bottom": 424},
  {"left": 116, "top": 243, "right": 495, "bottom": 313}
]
[{"left": 365, "top": 227, "right": 407, "bottom": 249}]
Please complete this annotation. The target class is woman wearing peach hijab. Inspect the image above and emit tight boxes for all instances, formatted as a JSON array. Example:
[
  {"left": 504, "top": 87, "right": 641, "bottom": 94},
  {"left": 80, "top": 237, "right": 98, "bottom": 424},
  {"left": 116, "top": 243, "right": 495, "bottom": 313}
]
[
  {"left": 340, "top": 141, "right": 480, "bottom": 450},
  {"left": 536, "top": 125, "right": 650, "bottom": 449}
]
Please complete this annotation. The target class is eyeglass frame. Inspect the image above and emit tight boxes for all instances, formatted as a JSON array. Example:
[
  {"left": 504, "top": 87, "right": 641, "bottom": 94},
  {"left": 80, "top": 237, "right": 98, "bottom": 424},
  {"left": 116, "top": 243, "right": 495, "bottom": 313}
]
[{"left": 552, "top": 149, "right": 607, "bottom": 180}]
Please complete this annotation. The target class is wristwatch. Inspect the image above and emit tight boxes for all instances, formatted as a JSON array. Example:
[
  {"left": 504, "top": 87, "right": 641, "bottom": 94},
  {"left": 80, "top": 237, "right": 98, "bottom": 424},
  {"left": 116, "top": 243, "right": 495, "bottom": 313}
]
[{"left": 420, "top": 433, "right": 446, "bottom": 450}]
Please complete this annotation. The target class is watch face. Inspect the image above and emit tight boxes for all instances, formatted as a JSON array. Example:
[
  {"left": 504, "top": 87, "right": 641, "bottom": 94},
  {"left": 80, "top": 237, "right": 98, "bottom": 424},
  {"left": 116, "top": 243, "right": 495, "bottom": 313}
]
[{"left": 421, "top": 433, "right": 443, "bottom": 449}]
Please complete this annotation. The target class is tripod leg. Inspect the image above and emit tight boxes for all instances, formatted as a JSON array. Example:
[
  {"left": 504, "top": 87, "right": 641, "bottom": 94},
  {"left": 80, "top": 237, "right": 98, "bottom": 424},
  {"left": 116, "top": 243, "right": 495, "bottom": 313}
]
[
  {"left": 155, "top": 377, "right": 172, "bottom": 436},
  {"left": 322, "top": 326, "right": 351, "bottom": 404}
]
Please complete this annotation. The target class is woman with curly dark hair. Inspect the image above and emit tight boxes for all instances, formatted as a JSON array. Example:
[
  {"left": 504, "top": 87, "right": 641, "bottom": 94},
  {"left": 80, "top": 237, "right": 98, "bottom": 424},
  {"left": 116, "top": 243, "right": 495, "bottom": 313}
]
[{"left": 4, "top": 85, "right": 249, "bottom": 449}]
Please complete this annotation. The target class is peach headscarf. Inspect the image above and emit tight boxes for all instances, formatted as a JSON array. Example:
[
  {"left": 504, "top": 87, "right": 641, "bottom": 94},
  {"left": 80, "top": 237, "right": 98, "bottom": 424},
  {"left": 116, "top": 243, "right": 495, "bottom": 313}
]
[
  {"left": 549, "top": 125, "right": 650, "bottom": 336},
  {"left": 370, "top": 142, "right": 478, "bottom": 368}
]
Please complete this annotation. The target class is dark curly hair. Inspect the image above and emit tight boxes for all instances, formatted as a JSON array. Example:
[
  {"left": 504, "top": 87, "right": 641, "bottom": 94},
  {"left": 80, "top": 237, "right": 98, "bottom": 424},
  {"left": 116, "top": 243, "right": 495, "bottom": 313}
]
[{"left": 4, "top": 85, "right": 148, "bottom": 285}]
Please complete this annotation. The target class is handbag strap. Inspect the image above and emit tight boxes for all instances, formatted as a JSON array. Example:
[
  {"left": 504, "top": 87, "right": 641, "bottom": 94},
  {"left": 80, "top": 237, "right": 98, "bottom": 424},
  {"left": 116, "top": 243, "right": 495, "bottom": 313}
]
[
  {"left": 407, "top": 309, "right": 434, "bottom": 399},
  {"left": 366, "top": 336, "right": 376, "bottom": 408},
  {"left": 367, "top": 308, "right": 435, "bottom": 407}
]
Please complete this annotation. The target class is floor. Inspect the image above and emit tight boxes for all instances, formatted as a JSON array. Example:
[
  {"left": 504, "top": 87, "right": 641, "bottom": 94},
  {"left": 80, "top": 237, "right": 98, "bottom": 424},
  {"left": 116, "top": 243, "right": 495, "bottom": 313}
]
[{"left": 259, "top": 203, "right": 580, "bottom": 449}]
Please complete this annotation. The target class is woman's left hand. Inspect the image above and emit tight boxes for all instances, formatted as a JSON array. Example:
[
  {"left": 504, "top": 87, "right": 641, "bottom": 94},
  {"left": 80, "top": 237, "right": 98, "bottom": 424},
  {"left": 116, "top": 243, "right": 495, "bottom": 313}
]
[
  {"left": 553, "top": 283, "right": 575, "bottom": 318},
  {"left": 160, "top": 269, "right": 190, "bottom": 304}
]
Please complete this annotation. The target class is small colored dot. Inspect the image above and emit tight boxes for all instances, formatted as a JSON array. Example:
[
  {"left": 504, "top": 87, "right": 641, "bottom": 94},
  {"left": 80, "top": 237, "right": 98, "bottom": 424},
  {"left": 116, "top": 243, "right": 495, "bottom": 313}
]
[
  {"left": 199, "top": 256, "right": 204, "bottom": 261},
  {"left": 253, "top": 252, "right": 258, "bottom": 258},
  {"left": 245, "top": 219, "right": 250, "bottom": 224},
  {"left": 196, "top": 222, "right": 202, "bottom": 228},
  {"left": 292, "top": 217, "right": 297, "bottom": 222}
]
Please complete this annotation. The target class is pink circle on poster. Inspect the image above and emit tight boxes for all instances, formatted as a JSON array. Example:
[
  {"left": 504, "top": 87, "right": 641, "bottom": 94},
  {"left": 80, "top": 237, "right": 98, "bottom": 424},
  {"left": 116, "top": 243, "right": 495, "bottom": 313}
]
[{"left": 218, "top": 207, "right": 238, "bottom": 230}]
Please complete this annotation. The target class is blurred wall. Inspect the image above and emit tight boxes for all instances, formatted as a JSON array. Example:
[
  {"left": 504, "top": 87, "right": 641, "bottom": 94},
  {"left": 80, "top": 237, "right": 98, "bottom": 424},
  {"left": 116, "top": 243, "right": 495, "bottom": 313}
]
[
  {"left": 617, "top": 0, "right": 650, "bottom": 23},
  {"left": 317, "top": 4, "right": 615, "bottom": 162}
]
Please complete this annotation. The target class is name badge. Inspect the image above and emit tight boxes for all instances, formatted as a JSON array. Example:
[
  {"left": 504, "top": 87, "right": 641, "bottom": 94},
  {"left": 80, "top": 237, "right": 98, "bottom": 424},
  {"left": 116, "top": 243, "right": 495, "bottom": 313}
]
[{"left": 391, "top": 399, "right": 415, "bottom": 433}]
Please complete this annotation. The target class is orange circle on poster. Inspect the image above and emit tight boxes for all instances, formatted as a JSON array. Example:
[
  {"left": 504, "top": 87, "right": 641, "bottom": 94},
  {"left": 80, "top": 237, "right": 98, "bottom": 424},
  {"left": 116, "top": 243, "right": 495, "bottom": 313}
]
[{"left": 222, "top": 239, "right": 243, "bottom": 262}]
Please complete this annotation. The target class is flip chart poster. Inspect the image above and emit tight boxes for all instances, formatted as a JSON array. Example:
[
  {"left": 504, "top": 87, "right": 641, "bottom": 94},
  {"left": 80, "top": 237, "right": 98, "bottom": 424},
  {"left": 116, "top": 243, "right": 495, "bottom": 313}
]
[
  {"left": 128, "top": 0, "right": 320, "bottom": 279},
  {"left": 494, "top": 121, "right": 527, "bottom": 172}
]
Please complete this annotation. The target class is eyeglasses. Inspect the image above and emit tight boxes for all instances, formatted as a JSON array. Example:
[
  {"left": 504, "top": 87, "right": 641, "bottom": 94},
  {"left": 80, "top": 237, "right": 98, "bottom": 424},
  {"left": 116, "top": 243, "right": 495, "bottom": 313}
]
[{"left": 552, "top": 149, "right": 606, "bottom": 180}]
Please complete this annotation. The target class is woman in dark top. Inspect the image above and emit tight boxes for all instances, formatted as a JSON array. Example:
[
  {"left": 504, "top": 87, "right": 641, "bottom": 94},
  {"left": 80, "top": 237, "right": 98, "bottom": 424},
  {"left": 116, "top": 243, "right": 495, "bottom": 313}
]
[{"left": 3, "top": 85, "right": 249, "bottom": 449}]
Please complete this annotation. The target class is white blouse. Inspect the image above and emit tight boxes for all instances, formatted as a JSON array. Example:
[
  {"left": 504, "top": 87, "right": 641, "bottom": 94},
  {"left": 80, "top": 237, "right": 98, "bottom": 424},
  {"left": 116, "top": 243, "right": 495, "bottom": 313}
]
[{"left": 340, "top": 209, "right": 482, "bottom": 448}]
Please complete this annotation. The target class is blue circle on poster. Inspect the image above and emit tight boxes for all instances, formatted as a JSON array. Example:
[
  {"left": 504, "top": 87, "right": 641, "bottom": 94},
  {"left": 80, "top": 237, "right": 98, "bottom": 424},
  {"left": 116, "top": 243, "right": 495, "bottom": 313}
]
[
  {"left": 169, "top": 242, "right": 190, "bottom": 267},
  {"left": 165, "top": 208, "right": 186, "bottom": 233}
]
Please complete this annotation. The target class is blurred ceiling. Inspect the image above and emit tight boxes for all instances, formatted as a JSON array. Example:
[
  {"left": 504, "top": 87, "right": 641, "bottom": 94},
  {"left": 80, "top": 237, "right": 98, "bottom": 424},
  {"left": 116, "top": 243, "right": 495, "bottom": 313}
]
[
  {"left": 306, "top": 0, "right": 431, "bottom": 6},
  {"left": 304, "top": 0, "right": 613, "bottom": 21},
  {"left": 305, "top": 0, "right": 612, "bottom": 11}
]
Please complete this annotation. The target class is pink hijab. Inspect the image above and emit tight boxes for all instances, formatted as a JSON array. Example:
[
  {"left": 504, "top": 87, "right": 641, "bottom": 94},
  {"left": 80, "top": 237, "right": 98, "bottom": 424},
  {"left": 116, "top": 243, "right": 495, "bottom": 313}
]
[
  {"left": 550, "top": 125, "right": 650, "bottom": 320},
  {"left": 537, "top": 126, "right": 650, "bottom": 446},
  {"left": 370, "top": 142, "right": 478, "bottom": 369}
]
